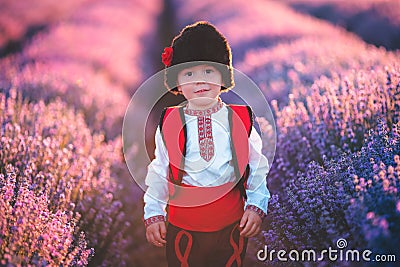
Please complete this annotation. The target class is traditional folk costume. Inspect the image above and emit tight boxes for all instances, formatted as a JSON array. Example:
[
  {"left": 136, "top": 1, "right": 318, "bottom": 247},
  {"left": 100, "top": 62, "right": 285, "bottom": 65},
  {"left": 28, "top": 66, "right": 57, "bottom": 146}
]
[
  {"left": 143, "top": 21, "right": 271, "bottom": 267},
  {"left": 144, "top": 99, "right": 270, "bottom": 267}
]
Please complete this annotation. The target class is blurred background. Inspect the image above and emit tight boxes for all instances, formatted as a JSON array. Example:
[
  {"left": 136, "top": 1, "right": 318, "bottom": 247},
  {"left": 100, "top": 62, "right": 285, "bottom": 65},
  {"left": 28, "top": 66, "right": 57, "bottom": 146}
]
[{"left": 0, "top": 0, "right": 399, "bottom": 266}]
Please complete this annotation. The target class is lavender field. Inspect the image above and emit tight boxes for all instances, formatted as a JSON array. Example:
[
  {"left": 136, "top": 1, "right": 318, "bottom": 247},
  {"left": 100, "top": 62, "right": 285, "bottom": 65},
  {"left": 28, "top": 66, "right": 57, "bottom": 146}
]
[{"left": 1, "top": 0, "right": 399, "bottom": 266}]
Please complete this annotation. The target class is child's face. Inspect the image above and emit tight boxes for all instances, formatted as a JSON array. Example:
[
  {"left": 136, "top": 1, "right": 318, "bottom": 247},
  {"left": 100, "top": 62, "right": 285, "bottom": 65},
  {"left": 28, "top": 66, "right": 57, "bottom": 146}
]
[{"left": 177, "top": 64, "right": 223, "bottom": 108}]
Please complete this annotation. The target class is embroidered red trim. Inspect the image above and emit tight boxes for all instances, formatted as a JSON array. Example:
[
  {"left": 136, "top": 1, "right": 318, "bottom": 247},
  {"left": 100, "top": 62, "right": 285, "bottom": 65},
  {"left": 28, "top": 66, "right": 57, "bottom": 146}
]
[
  {"left": 184, "top": 99, "right": 223, "bottom": 116},
  {"left": 143, "top": 215, "right": 166, "bottom": 228},
  {"left": 246, "top": 205, "right": 266, "bottom": 219},
  {"left": 197, "top": 115, "right": 214, "bottom": 161},
  {"left": 184, "top": 100, "right": 223, "bottom": 162}
]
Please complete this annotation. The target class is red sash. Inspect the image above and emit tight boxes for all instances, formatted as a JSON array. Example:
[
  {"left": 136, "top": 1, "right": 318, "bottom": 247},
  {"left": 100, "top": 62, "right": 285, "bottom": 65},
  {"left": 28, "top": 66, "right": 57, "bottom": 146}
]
[{"left": 168, "top": 183, "right": 244, "bottom": 232}]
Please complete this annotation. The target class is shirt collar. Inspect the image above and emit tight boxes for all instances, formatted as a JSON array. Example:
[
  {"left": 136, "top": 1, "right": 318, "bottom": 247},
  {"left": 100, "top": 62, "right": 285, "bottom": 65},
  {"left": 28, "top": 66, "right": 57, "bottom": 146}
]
[{"left": 184, "top": 98, "right": 223, "bottom": 117}]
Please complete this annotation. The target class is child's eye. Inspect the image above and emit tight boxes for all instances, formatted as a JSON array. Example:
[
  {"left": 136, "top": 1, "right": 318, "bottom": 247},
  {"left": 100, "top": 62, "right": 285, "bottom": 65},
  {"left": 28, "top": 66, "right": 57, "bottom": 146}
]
[
  {"left": 205, "top": 69, "right": 214, "bottom": 74},
  {"left": 185, "top": 71, "right": 193, "bottom": 77}
]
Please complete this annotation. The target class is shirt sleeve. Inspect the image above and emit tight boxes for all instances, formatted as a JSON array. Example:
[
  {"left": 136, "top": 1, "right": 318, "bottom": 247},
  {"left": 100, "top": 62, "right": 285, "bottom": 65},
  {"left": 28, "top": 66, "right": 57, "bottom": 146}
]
[
  {"left": 143, "top": 126, "right": 170, "bottom": 220},
  {"left": 245, "top": 126, "right": 271, "bottom": 215}
]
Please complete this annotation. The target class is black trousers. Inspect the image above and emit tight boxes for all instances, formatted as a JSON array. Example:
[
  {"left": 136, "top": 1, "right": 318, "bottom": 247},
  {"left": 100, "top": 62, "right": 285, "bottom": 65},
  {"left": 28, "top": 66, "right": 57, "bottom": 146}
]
[{"left": 166, "top": 221, "right": 248, "bottom": 267}]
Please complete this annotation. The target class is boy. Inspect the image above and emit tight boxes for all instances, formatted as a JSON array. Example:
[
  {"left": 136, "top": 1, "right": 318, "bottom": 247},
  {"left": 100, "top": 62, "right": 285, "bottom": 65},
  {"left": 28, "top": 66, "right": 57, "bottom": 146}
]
[{"left": 144, "top": 21, "right": 270, "bottom": 267}]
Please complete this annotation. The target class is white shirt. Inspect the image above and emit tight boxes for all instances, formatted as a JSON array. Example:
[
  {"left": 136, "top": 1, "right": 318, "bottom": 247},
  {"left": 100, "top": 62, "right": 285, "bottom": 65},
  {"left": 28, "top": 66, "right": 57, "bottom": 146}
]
[{"left": 143, "top": 105, "right": 270, "bottom": 219}]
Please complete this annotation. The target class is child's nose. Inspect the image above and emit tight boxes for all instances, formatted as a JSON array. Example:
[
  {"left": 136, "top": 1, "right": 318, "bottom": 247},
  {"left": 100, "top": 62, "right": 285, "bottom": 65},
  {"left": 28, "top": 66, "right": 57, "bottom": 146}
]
[
  {"left": 195, "top": 72, "right": 211, "bottom": 83},
  {"left": 195, "top": 79, "right": 206, "bottom": 85}
]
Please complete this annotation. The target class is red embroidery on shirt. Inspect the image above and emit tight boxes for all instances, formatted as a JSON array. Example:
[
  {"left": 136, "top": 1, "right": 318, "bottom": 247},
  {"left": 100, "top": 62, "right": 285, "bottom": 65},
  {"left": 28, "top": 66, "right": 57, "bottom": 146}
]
[
  {"left": 143, "top": 215, "right": 166, "bottom": 228},
  {"left": 246, "top": 205, "right": 266, "bottom": 219},
  {"left": 198, "top": 115, "right": 214, "bottom": 161},
  {"left": 184, "top": 100, "right": 223, "bottom": 162}
]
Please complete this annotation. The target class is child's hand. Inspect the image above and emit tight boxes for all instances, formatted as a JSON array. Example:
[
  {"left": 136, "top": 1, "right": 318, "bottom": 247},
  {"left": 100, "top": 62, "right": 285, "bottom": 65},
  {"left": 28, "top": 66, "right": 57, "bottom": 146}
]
[
  {"left": 239, "top": 209, "right": 262, "bottom": 237},
  {"left": 146, "top": 221, "right": 167, "bottom": 247}
]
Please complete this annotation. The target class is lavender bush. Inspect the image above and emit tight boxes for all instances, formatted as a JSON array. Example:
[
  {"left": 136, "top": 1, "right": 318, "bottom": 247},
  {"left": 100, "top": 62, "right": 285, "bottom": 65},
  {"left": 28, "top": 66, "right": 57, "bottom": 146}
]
[
  {"left": 238, "top": 37, "right": 398, "bottom": 103},
  {"left": 261, "top": 118, "right": 399, "bottom": 265},
  {"left": 269, "top": 65, "right": 400, "bottom": 192},
  {"left": 258, "top": 66, "right": 400, "bottom": 265},
  {"left": 0, "top": 164, "right": 93, "bottom": 266},
  {"left": 0, "top": 0, "right": 165, "bottom": 265},
  {"left": 0, "top": 90, "right": 130, "bottom": 266},
  {"left": 346, "top": 119, "right": 400, "bottom": 254}
]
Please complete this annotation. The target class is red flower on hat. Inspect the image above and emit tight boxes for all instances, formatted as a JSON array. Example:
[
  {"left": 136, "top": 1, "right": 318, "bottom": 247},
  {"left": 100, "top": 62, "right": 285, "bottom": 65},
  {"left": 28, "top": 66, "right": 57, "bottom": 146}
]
[{"left": 162, "top": 46, "right": 173, "bottom": 67}]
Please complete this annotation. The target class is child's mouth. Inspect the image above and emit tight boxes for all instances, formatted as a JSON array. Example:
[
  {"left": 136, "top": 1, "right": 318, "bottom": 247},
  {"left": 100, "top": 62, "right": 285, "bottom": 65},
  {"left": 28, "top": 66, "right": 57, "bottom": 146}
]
[{"left": 195, "top": 89, "right": 210, "bottom": 93}]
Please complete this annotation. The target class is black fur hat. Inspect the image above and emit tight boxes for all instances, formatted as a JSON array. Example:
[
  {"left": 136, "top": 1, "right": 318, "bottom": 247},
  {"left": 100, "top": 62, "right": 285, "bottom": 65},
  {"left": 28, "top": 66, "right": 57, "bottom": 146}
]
[{"left": 163, "top": 21, "right": 234, "bottom": 94}]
